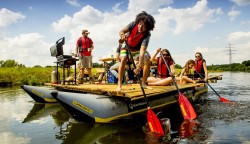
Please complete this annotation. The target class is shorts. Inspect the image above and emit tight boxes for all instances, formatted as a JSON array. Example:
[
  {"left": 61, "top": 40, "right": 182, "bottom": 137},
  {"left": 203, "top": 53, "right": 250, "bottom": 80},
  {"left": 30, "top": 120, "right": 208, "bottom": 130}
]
[
  {"left": 119, "top": 48, "right": 149, "bottom": 66},
  {"left": 79, "top": 55, "right": 92, "bottom": 69}
]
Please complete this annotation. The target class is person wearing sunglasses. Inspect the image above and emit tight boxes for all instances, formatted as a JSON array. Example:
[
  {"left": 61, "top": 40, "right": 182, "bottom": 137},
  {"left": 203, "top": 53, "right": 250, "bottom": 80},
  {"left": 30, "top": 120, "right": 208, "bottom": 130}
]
[
  {"left": 147, "top": 48, "right": 175, "bottom": 86},
  {"left": 179, "top": 59, "right": 196, "bottom": 84},
  {"left": 194, "top": 52, "right": 208, "bottom": 82},
  {"left": 116, "top": 11, "right": 155, "bottom": 91},
  {"left": 75, "top": 29, "right": 94, "bottom": 84}
]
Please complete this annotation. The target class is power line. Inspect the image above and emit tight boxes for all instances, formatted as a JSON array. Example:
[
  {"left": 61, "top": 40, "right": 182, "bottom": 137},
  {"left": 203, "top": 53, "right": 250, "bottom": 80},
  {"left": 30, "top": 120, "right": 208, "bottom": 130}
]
[{"left": 226, "top": 42, "right": 236, "bottom": 64}]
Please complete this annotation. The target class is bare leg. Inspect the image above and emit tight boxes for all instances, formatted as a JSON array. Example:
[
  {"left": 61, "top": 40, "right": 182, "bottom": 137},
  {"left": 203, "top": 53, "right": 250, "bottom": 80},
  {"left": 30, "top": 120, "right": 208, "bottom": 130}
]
[
  {"left": 87, "top": 68, "right": 92, "bottom": 83},
  {"left": 182, "top": 76, "right": 196, "bottom": 84},
  {"left": 87, "top": 68, "right": 92, "bottom": 78},
  {"left": 141, "top": 56, "right": 152, "bottom": 89},
  {"left": 80, "top": 67, "right": 84, "bottom": 78},
  {"left": 147, "top": 77, "right": 162, "bottom": 83},
  {"left": 148, "top": 77, "right": 172, "bottom": 86},
  {"left": 116, "top": 57, "right": 127, "bottom": 91}
]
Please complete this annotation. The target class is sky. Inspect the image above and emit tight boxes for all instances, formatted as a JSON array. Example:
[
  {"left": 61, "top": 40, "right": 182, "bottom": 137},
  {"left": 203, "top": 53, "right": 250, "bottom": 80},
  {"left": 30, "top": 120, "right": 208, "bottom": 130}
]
[{"left": 0, "top": 0, "right": 250, "bottom": 67}]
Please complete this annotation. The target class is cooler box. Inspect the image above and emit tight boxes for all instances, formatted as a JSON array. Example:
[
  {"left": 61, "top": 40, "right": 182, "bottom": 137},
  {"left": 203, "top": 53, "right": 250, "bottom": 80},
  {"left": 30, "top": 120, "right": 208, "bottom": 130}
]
[{"left": 107, "top": 70, "right": 118, "bottom": 83}]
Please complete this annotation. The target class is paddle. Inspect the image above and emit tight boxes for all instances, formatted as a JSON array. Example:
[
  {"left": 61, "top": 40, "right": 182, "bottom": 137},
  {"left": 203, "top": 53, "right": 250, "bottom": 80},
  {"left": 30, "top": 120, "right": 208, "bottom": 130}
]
[
  {"left": 160, "top": 51, "right": 197, "bottom": 120},
  {"left": 194, "top": 71, "right": 230, "bottom": 103},
  {"left": 125, "top": 41, "right": 164, "bottom": 136}
]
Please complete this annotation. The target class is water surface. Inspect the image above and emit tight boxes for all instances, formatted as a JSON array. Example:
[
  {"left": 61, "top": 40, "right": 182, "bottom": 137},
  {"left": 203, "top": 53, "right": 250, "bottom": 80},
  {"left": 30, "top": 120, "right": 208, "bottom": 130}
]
[{"left": 0, "top": 72, "right": 249, "bottom": 143}]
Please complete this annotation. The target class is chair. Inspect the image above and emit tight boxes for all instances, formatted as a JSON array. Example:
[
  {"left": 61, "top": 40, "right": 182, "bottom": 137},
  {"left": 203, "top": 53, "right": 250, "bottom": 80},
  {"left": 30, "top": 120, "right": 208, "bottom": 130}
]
[{"left": 50, "top": 37, "right": 78, "bottom": 85}]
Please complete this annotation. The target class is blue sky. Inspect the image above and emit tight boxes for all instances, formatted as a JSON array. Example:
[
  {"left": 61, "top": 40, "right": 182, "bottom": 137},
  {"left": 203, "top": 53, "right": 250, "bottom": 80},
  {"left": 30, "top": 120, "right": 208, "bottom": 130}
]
[{"left": 1, "top": 0, "right": 250, "bottom": 67}]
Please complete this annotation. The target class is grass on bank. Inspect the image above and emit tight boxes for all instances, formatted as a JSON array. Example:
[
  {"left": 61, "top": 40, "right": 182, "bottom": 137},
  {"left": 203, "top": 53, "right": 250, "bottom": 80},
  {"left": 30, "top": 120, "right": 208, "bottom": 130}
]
[
  {"left": 0, "top": 67, "right": 109, "bottom": 86},
  {"left": 0, "top": 67, "right": 182, "bottom": 86}
]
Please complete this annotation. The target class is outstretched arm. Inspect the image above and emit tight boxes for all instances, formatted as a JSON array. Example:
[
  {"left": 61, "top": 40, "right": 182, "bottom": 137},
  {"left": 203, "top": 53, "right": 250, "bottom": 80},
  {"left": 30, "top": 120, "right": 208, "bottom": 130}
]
[
  {"left": 203, "top": 61, "right": 208, "bottom": 82},
  {"left": 119, "top": 26, "right": 129, "bottom": 41},
  {"left": 150, "top": 48, "right": 161, "bottom": 63}
]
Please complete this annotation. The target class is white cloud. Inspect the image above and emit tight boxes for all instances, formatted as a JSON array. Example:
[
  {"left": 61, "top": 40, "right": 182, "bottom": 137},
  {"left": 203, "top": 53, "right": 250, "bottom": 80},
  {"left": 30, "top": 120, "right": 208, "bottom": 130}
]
[
  {"left": 0, "top": 8, "right": 25, "bottom": 27},
  {"left": 112, "top": 2, "right": 123, "bottom": 14},
  {"left": 51, "top": 0, "right": 223, "bottom": 65},
  {"left": 227, "top": 31, "right": 250, "bottom": 43},
  {"left": 128, "top": 0, "right": 173, "bottom": 14},
  {"left": 155, "top": 0, "right": 223, "bottom": 35},
  {"left": 230, "top": 0, "right": 250, "bottom": 6},
  {"left": 228, "top": 7, "right": 241, "bottom": 21},
  {"left": 1, "top": 0, "right": 249, "bottom": 67},
  {"left": 0, "top": 33, "right": 54, "bottom": 67},
  {"left": 51, "top": 5, "right": 103, "bottom": 32},
  {"left": 66, "top": 0, "right": 80, "bottom": 7}
]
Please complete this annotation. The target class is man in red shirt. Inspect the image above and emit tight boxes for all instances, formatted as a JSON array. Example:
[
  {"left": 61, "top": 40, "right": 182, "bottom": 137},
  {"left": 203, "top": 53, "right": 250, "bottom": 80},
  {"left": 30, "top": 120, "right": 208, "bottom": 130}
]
[{"left": 75, "top": 29, "right": 94, "bottom": 84}]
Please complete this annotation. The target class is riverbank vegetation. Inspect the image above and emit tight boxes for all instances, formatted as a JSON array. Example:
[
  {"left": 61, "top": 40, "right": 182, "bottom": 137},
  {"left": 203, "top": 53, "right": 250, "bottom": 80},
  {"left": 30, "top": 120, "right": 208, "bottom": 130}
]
[{"left": 0, "top": 59, "right": 249, "bottom": 86}]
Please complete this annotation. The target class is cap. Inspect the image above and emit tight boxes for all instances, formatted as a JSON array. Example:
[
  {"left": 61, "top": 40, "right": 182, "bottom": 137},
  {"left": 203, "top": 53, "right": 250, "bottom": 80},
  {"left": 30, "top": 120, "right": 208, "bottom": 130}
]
[{"left": 82, "top": 29, "right": 90, "bottom": 34}]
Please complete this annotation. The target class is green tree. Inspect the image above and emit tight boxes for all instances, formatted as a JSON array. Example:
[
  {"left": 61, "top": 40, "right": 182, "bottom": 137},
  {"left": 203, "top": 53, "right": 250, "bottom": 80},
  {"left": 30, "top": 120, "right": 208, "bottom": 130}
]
[
  {"left": 93, "top": 62, "right": 103, "bottom": 68},
  {"left": 33, "top": 65, "right": 42, "bottom": 68},
  {"left": 242, "top": 60, "right": 250, "bottom": 67},
  {"left": 0, "top": 60, "right": 4, "bottom": 67},
  {"left": 174, "top": 64, "right": 182, "bottom": 69},
  {"left": 1, "top": 59, "right": 18, "bottom": 67}
]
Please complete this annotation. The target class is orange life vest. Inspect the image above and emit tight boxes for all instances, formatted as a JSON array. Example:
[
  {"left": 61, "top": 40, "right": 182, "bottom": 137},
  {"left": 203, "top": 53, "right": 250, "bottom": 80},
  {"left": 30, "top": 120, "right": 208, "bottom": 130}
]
[
  {"left": 127, "top": 24, "right": 145, "bottom": 51},
  {"left": 78, "top": 37, "right": 92, "bottom": 56},
  {"left": 194, "top": 59, "right": 205, "bottom": 74},
  {"left": 157, "top": 57, "right": 173, "bottom": 78}
]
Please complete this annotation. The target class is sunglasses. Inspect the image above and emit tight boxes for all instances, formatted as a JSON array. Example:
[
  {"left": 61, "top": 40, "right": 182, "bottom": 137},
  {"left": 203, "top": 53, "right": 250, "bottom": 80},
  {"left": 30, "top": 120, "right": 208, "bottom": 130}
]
[
  {"left": 195, "top": 55, "right": 201, "bottom": 58},
  {"left": 163, "top": 53, "right": 170, "bottom": 56}
]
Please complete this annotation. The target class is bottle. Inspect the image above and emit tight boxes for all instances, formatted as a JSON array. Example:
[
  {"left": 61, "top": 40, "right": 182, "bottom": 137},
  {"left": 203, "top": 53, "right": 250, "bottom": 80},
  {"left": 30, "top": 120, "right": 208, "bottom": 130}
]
[{"left": 51, "top": 68, "right": 59, "bottom": 84}]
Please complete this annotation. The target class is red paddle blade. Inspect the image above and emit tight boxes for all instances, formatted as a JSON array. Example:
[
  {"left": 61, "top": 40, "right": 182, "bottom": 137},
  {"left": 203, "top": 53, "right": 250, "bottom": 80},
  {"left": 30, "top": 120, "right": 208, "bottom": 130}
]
[
  {"left": 147, "top": 108, "right": 164, "bottom": 136},
  {"left": 220, "top": 96, "right": 230, "bottom": 103},
  {"left": 178, "top": 92, "right": 197, "bottom": 120}
]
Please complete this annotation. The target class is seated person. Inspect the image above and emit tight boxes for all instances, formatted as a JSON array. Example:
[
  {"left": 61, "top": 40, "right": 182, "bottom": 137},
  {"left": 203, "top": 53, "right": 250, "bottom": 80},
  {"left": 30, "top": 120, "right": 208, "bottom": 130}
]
[
  {"left": 147, "top": 48, "right": 175, "bottom": 86},
  {"left": 109, "top": 39, "right": 123, "bottom": 79},
  {"left": 194, "top": 52, "right": 208, "bottom": 82},
  {"left": 179, "top": 59, "right": 196, "bottom": 84}
]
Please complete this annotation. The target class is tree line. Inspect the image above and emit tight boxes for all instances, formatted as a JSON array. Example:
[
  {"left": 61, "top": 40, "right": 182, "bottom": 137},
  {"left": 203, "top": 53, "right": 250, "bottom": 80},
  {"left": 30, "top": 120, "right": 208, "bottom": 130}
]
[{"left": 208, "top": 60, "right": 250, "bottom": 72}]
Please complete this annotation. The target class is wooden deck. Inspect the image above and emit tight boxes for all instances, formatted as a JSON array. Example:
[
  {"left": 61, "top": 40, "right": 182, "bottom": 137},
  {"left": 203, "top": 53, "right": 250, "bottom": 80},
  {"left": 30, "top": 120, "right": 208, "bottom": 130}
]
[
  {"left": 45, "top": 74, "right": 221, "bottom": 101},
  {"left": 45, "top": 83, "right": 200, "bottom": 100}
]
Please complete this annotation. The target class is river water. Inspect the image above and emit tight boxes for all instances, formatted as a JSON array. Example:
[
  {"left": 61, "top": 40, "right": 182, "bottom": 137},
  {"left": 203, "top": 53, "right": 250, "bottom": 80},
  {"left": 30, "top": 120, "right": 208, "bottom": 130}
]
[{"left": 0, "top": 72, "right": 249, "bottom": 144}]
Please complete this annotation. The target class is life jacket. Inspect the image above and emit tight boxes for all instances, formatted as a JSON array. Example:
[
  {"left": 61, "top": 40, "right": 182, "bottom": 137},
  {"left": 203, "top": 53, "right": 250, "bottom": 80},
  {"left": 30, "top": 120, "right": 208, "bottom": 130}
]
[
  {"left": 186, "top": 69, "right": 194, "bottom": 79},
  {"left": 127, "top": 24, "right": 145, "bottom": 51},
  {"left": 78, "top": 37, "right": 92, "bottom": 56},
  {"left": 157, "top": 57, "right": 173, "bottom": 78},
  {"left": 194, "top": 59, "right": 205, "bottom": 74}
]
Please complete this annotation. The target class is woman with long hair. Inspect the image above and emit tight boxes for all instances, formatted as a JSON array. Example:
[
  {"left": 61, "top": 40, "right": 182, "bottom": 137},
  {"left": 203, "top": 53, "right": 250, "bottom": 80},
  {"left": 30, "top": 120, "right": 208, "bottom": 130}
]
[
  {"left": 180, "top": 59, "right": 196, "bottom": 84},
  {"left": 147, "top": 48, "right": 175, "bottom": 86}
]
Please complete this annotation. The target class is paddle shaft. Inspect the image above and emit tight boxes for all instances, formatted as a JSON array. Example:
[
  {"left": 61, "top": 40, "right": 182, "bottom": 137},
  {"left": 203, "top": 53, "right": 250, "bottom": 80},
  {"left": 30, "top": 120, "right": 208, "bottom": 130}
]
[
  {"left": 195, "top": 71, "right": 221, "bottom": 98},
  {"left": 159, "top": 51, "right": 180, "bottom": 94},
  {"left": 125, "top": 42, "right": 150, "bottom": 108},
  {"left": 160, "top": 51, "right": 197, "bottom": 120}
]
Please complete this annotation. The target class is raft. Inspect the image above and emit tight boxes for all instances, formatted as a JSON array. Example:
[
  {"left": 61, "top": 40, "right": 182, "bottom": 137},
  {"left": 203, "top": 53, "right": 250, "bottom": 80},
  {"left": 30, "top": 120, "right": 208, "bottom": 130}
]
[{"left": 21, "top": 75, "right": 222, "bottom": 123}]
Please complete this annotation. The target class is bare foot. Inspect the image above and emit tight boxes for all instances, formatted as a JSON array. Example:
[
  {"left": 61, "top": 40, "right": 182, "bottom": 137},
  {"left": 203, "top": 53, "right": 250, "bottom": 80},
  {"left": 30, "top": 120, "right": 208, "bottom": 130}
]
[{"left": 116, "top": 87, "right": 122, "bottom": 91}]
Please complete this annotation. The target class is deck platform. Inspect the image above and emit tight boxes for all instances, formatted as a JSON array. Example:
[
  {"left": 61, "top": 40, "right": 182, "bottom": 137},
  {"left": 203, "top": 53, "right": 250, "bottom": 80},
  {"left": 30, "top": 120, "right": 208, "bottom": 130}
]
[
  {"left": 45, "top": 74, "right": 221, "bottom": 101},
  {"left": 45, "top": 83, "right": 201, "bottom": 101}
]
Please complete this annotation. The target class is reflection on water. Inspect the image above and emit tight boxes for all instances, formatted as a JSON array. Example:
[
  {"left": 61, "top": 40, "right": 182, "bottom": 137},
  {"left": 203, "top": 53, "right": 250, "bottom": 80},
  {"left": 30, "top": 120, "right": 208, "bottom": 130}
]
[{"left": 0, "top": 72, "right": 250, "bottom": 143}]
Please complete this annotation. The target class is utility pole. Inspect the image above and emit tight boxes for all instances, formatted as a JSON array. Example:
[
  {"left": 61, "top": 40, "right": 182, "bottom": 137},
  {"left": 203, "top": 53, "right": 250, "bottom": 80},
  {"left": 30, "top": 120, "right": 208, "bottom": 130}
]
[{"left": 226, "top": 42, "right": 235, "bottom": 64}]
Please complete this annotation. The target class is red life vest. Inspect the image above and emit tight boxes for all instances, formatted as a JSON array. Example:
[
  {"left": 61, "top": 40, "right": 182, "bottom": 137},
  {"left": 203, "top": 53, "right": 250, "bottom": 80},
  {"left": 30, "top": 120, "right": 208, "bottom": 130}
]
[
  {"left": 194, "top": 59, "right": 204, "bottom": 74},
  {"left": 127, "top": 24, "right": 145, "bottom": 51},
  {"left": 78, "top": 37, "right": 93, "bottom": 56},
  {"left": 157, "top": 57, "right": 173, "bottom": 78}
]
